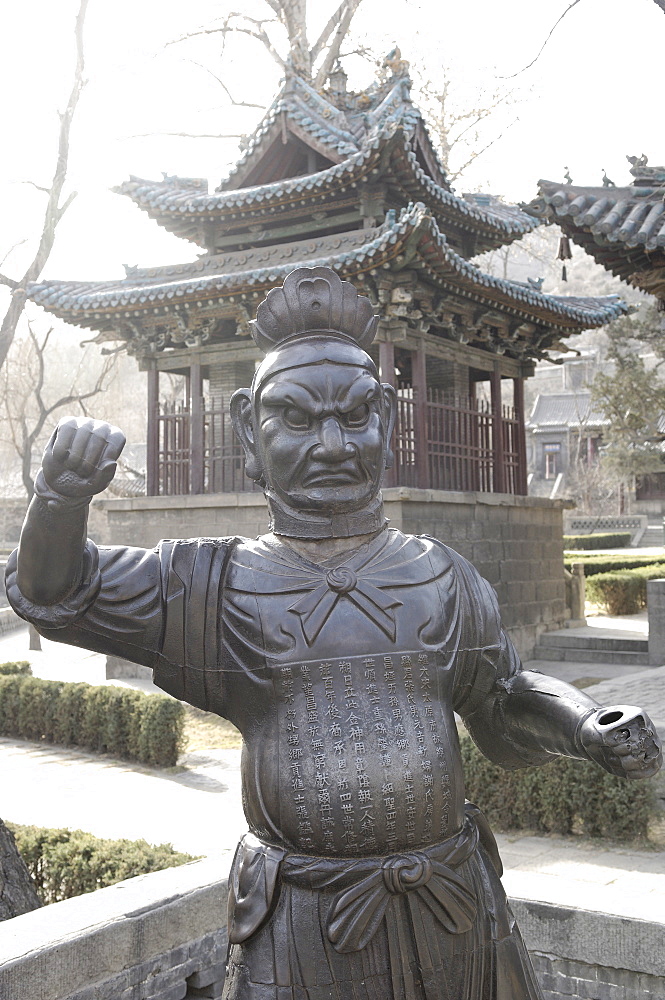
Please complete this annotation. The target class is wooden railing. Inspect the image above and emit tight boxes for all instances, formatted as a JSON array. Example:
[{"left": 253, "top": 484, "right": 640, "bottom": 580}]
[{"left": 153, "top": 391, "right": 527, "bottom": 497}]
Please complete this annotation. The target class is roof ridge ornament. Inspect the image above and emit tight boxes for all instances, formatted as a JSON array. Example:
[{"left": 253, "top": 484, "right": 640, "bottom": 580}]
[{"left": 250, "top": 266, "right": 379, "bottom": 354}]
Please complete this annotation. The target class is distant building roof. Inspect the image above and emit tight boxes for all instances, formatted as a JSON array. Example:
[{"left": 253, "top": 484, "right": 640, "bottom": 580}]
[
  {"left": 527, "top": 391, "right": 610, "bottom": 431},
  {"left": 525, "top": 161, "right": 665, "bottom": 301}
]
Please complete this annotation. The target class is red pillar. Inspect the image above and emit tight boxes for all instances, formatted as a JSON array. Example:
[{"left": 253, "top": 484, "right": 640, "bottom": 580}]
[
  {"left": 491, "top": 365, "right": 505, "bottom": 494},
  {"left": 513, "top": 376, "right": 528, "bottom": 496},
  {"left": 190, "top": 362, "right": 204, "bottom": 495},
  {"left": 379, "top": 341, "right": 397, "bottom": 488},
  {"left": 146, "top": 365, "right": 159, "bottom": 496},
  {"left": 411, "top": 345, "right": 429, "bottom": 489}
]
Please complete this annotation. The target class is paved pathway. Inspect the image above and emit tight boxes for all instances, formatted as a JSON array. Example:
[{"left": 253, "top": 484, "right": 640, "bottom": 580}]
[{"left": 0, "top": 620, "right": 663, "bottom": 926}]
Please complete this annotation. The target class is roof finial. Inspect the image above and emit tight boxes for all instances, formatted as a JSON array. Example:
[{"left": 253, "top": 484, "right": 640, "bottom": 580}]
[
  {"left": 602, "top": 169, "right": 615, "bottom": 188},
  {"left": 564, "top": 166, "right": 573, "bottom": 185}
]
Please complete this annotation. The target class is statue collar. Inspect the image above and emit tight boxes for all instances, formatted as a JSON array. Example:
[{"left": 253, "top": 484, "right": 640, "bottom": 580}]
[{"left": 266, "top": 490, "right": 387, "bottom": 540}]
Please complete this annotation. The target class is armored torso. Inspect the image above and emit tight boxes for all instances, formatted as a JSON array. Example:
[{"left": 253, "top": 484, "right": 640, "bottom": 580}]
[{"left": 214, "top": 528, "right": 470, "bottom": 856}]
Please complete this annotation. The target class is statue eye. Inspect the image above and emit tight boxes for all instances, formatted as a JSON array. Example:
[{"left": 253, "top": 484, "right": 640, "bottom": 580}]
[
  {"left": 343, "top": 403, "right": 370, "bottom": 427},
  {"left": 283, "top": 406, "right": 311, "bottom": 429}
]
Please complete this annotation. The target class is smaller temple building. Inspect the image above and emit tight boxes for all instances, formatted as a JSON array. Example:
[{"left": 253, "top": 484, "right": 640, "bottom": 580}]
[{"left": 529, "top": 158, "right": 665, "bottom": 504}]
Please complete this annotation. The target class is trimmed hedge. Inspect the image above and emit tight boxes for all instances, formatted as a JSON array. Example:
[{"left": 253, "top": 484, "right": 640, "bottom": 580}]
[
  {"left": 0, "top": 676, "right": 184, "bottom": 767},
  {"left": 0, "top": 661, "right": 31, "bottom": 676},
  {"left": 461, "top": 733, "right": 656, "bottom": 841},
  {"left": 564, "top": 553, "right": 665, "bottom": 577},
  {"left": 585, "top": 563, "right": 665, "bottom": 615},
  {"left": 8, "top": 823, "right": 197, "bottom": 904},
  {"left": 563, "top": 532, "right": 631, "bottom": 550}
]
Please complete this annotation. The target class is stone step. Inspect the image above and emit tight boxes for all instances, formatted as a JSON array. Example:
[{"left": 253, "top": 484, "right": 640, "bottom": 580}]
[
  {"left": 532, "top": 644, "right": 651, "bottom": 665},
  {"left": 642, "top": 526, "right": 664, "bottom": 546},
  {"left": 537, "top": 631, "right": 648, "bottom": 653}
]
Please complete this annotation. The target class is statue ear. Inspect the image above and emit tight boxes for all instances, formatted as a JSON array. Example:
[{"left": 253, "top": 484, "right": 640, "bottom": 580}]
[
  {"left": 381, "top": 383, "right": 397, "bottom": 470},
  {"left": 230, "top": 388, "right": 263, "bottom": 483}
]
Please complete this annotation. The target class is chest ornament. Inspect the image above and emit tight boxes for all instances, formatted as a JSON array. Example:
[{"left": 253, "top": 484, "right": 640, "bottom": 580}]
[{"left": 288, "top": 563, "right": 402, "bottom": 645}]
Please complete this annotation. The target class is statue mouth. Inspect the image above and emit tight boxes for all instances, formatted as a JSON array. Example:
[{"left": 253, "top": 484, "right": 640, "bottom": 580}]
[{"left": 301, "top": 469, "right": 362, "bottom": 488}]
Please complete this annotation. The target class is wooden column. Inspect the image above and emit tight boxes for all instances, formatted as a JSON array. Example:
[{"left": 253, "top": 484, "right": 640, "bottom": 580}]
[
  {"left": 513, "top": 376, "right": 528, "bottom": 495},
  {"left": 491, "top": 364, "right": 505, "bottom": 494},
  {"left": 146, "top": 365, "right": 159, "bottom": 496},
  {"left": 379, "top": 340, "right": 396, "bottom": 389},
  {"left": 379, "top": 341, "right": 397, "bottom": 487},
  {"left": 411, "top": 344, "right": 429, "bottom": 489},
  {"left": 190, "top": 362, "right": 204, "bottom": 495}
]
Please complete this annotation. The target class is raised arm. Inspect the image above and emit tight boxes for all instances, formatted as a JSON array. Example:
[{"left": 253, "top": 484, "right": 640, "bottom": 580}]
[{"left": 16, "top": 417, "right": 125, "bottom": 606}]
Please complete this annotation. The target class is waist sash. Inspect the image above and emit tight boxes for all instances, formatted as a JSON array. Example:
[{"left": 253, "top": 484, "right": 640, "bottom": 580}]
[{"left": 229, "top": 808, "right": 486, "bottom": 953}]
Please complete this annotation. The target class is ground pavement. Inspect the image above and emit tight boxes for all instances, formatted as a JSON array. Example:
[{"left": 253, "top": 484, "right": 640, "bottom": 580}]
[{"left": 0, "top": 614, "right": 664, "bottom": 926}]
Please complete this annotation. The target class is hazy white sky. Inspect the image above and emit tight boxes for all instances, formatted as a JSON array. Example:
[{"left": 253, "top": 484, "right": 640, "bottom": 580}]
[{"left": 1, "top": 0, "right": 662, "bottom": 290}]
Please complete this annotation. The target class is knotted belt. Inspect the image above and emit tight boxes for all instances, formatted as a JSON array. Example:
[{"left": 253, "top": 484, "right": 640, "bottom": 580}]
[{"left": 228, "top": 816, "right": 480, "bottom": 953}]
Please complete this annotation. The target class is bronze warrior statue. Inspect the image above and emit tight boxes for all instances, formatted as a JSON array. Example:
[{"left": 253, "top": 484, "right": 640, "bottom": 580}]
[{"left": 8, "top": 267, "right": 661, "bottom": 1000}]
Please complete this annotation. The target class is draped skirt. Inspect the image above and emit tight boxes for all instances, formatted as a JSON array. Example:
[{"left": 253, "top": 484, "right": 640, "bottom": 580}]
[{"left": 222, "top": 807, "right": 543, "bottom": 1000}]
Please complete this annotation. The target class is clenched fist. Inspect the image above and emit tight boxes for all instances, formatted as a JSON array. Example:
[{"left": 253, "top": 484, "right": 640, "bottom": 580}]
[
  {"left": 41, "top": 417, "right": 126, "bottom": 498},
  {"left": 579, "top": 705, "right": 662, "bottom": 780}
]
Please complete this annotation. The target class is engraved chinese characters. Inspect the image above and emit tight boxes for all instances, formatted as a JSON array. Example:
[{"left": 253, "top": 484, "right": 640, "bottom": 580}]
[{"left": 273, "top": 650, "right": 461, "bottom": 856}]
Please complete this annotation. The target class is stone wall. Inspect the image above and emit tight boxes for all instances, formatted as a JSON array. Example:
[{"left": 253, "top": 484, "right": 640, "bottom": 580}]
[
  {"left": 94, "top": 488, "right": 571, "bottom": 660},
  {"left": 1, "top": 862, "right": 662, "bottom": 1000},
  {"left": 0, "top": 860, "right": 228, "bottom": 1000}
]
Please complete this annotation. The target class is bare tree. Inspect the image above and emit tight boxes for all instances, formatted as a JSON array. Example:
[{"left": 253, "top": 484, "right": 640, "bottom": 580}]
[
  {"left": 0, "top": 822, "right": 41, "bottom": 922},
  {"left": 415, "top": 69, "right": 519, "bottom": 182},
  {"left": 0, "top": 324, "right": 118, "bottom": 499},
  {"left": 169, "top": 0, "right": 364, "bottom": 89},
  {"left": 0, "top": 0, "right": 88, "bottom": 371}
]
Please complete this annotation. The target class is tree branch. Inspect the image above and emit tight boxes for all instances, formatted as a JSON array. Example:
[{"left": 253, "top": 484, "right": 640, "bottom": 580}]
[
  {"left": 126, "top": 131, "right": 246, "bottom": 140},
  {"left": 314, "top": 0, "right": 362, "bottom": 88},
  {"left": 500, "top": 0, "right": 583, "bottom": 79},
  {"left": 0, "top": 274, "right": 20, "bottom": 291},
  {"left": 0, "top": 0, "right": 89, "bottom": 370},
  {"left": 311, "top": 0, "right": 352, "bottom": 61},
  {"left": 185, "top": 59, "right": 265, "bottom": 108}
]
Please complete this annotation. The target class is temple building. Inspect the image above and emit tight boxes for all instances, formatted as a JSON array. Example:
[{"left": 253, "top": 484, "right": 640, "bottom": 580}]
[{"left": 26, "top": 62, "right": 629, "bottom": 656}]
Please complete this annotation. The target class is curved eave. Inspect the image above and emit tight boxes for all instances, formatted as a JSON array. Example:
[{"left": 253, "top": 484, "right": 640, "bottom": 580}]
[
  {"left": 528, "top": 179, "right": 665, "bottom": 287},
  {"left": 28, "top": 204, "right": 626, "bottom": 343},
  {"left": 117, "top": 128, "right": 537, "bottom": 251}
]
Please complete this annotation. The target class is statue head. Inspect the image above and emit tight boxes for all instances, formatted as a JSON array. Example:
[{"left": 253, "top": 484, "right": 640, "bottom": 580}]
[{"left": 230, "top": 267, "right": 396, "bottom": 539}]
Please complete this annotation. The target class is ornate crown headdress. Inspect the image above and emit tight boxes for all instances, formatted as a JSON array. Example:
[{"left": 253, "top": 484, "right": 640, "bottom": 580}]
[{"left": 250, "top": 267, "right": 379, "bottom": 354}]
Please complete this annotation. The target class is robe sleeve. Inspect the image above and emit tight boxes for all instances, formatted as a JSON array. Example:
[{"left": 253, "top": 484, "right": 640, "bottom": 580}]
[
  {"left": 441, "top": 544, "right": 600, "bottom": 770},
  {"left": 5, "top": 536, "right": 238, "bottom": 717}
]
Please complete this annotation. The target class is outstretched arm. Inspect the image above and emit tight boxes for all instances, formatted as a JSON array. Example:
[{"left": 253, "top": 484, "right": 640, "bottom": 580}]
[
  {"left": 16, "top": 417, "right": 125, "bottom": 606},
  {"left": 502, "top": 667, "right": 662, "bottom": 780},
  {"left": 447, "top": 544, "right": 661, "bottom": 781}
]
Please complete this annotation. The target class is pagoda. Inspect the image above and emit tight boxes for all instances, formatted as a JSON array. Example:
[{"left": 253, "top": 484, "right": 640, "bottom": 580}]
[{"left": 29, "top": 62, "right": 627, "bottom": 500}]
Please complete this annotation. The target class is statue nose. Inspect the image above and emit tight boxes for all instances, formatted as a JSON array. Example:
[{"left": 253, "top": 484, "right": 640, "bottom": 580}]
[{"left": 314, "top": 418, "right": 354, "bottom": 460}]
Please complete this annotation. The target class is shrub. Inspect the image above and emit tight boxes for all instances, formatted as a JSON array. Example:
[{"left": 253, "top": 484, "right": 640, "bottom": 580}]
[
  {"left": 8, "top": 823, "right": 197, "bottom": 904},
  {"left": 585, "top": 563, "right": 665, "bottom": 614},
  {"left": 563, "top": 532, "right": 631, "bottom": 550},
  {"left": 0, "top": 661, "right": 31, "bottom": 676},
  {"left": 564, "top": 553, "right": 665, "bottom": 577},
  {"left": 136, "top": 695, "right": 186, "bottom": 767},
  {"left": 0, "top": 676, "right": 184, "bottom": 767},
  {"left": 460, "top": 732, "right": 656, "bottom": 841}
]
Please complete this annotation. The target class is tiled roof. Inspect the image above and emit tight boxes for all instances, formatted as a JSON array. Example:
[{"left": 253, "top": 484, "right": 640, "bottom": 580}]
[
  {"left": 117, "top": 127, "right": 537, "bottom": 254},
  {"left": 526, "top": 165, "right": 665, "bottom": 296},
  {"left": 527, "top": 392, "right": 610, "bottom": 430},
  {"left": 28, "top": 204, "right": 627, "bottom": 357},
  {"left": 219, "top": 73, "right": 427, "bottom": 190}
]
